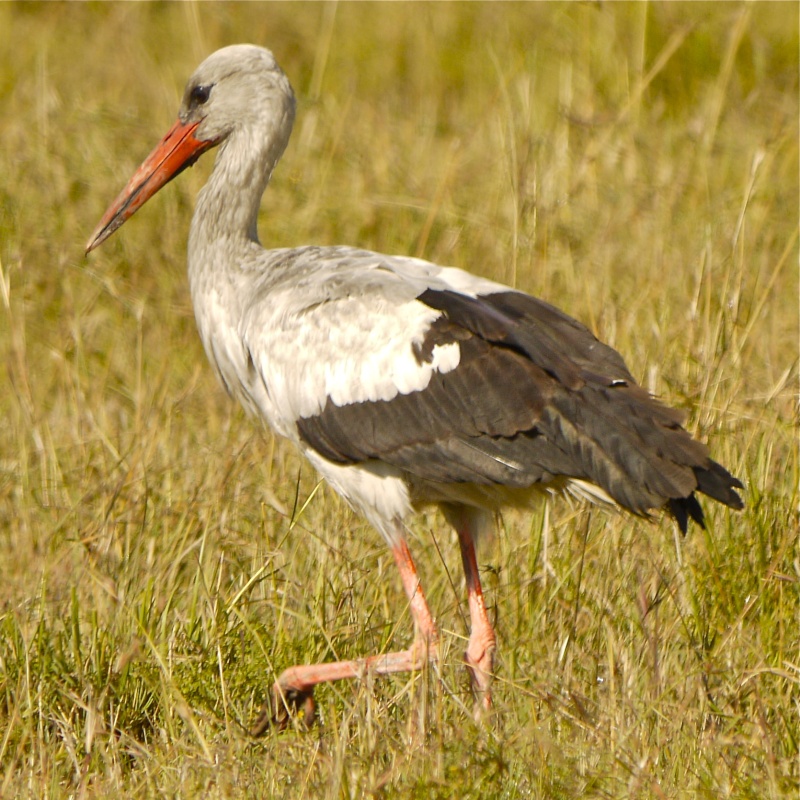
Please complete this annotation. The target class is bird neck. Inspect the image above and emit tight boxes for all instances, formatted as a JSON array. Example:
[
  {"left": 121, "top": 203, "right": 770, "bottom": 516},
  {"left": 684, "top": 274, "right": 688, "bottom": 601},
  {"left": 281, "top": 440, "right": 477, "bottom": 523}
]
[
  {"left": 190, "top": 135, "right": 271, "bottom": 251},
  {"left": 189, "top": 102, "right": 295, "bottom": 263}
]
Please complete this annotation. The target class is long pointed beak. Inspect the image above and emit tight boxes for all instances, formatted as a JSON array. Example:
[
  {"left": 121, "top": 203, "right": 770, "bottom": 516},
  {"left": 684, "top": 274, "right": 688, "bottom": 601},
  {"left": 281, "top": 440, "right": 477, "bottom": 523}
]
[{"left": 85, "top": 118, "right": 216, "bottom": 254}]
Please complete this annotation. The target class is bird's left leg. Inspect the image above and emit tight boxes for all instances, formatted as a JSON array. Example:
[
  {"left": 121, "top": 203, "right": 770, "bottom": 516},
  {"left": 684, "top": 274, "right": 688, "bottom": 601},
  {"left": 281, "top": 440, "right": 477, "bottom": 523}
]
[
  {"left": 445, "top": 505, "right": 497, "bottom": 716},
  {"left": 250, "top": 537, "right": 438, "bottom": 735}
]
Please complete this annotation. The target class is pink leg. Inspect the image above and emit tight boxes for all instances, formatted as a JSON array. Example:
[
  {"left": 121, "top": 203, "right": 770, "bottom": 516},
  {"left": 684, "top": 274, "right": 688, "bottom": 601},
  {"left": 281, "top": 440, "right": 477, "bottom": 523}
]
[
  {"left": 453, "top": 511, "right": 497, "bottom": 716},
  {"left": 251, "top": 539, "right": 438, "bottom": 734}
]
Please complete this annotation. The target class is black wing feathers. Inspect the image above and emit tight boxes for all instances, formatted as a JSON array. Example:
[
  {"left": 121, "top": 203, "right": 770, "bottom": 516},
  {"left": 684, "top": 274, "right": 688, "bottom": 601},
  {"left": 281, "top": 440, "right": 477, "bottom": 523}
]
[{"left": 296, "top": 288, "right": 743, "bottom": 532}]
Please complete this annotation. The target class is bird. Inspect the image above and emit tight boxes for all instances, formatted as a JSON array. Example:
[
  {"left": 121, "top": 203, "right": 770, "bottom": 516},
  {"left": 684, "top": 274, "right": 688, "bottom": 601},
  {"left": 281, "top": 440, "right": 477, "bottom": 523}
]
[{"left": 85, "top": 44, "right": 743, "bottom": 733}]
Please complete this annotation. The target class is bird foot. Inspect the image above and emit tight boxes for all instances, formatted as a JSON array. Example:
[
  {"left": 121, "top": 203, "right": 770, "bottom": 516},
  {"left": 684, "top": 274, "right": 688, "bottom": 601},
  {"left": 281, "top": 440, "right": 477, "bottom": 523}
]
[
  {"left": 465, "top": 641, "right": 495, "bottom": 718},
  {"left": 248, "top": 638, "right": 439, "bottom": 736},
  {"left": 249, "top": 681, "right": 316, "bottom": 736}
]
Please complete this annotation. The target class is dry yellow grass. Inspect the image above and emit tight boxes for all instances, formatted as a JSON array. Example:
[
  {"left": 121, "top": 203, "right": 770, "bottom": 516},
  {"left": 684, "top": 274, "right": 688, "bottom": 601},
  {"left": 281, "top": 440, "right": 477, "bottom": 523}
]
[{"left": 0, "top": 3, "right": 797, "bottom": 798}]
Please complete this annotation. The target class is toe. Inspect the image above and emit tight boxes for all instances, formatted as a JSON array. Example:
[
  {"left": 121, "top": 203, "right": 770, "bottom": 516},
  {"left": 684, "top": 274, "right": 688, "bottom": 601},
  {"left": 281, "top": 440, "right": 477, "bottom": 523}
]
[{"left": 249, "top": 683, "right": 316, "bottom": 736}]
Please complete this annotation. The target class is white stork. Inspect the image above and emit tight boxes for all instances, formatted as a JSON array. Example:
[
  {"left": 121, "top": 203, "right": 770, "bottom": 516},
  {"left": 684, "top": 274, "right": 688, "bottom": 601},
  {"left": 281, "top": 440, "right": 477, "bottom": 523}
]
[{"left": 85, "top": 45, "right": 743, "bottom": 733}]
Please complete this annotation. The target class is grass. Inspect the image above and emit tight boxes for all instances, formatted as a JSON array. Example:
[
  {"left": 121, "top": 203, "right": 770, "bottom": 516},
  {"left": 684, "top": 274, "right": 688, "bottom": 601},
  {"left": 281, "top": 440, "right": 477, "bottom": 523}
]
[{"left": 0, "top": 2, "right": 798, "bottom": 797}]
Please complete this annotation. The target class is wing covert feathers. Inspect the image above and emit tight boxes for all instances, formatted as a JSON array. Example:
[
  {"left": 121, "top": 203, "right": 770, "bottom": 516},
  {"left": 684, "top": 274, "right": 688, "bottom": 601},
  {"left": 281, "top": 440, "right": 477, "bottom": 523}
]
[{"left": 296, "top": 288, "right": 742, "bottom": 533}]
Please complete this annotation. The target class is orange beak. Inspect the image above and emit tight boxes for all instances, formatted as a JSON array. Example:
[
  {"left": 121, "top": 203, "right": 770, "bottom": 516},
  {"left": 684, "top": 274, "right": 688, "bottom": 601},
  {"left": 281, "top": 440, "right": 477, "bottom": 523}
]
[{"left": 85, "top": 118, "right": 216, "bottom": 254}]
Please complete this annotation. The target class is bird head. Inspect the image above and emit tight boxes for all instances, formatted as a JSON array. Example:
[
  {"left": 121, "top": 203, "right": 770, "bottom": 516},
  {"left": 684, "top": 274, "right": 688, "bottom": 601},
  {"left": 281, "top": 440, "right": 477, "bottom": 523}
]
[{"left": 85, "top": 44, "right": 295, "bottom": 254}]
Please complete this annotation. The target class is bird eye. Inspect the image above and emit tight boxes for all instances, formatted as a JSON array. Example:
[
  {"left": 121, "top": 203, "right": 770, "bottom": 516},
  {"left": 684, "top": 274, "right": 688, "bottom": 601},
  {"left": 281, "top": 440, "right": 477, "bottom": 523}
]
[{"left": 190, "top": 84, "right": 212, "bottom": 106}]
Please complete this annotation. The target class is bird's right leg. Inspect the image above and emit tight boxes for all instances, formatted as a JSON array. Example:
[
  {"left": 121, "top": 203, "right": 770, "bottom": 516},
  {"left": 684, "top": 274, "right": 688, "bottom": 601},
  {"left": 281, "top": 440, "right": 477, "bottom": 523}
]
[
  {"left": 251, "top": 538, "right": 438, "bottom": 735},
  {"left": 442, "top": 504, "right": 496, "bottom": 718},
  {"left": 455, "top": 520, "right": 496, "bottom": 717}
]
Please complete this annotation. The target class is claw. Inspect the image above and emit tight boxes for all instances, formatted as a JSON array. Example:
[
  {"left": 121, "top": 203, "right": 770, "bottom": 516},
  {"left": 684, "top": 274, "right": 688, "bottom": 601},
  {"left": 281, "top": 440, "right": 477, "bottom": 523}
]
[{"left": 249, "top": 683, "right": 316, "bottom": 736}]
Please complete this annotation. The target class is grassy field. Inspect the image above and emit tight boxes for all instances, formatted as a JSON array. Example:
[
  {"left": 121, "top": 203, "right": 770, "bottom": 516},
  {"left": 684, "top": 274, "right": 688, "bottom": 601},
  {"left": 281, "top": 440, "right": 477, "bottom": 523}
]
[{"left": 1, "top": 2, "right": 798, "bottom": 797}]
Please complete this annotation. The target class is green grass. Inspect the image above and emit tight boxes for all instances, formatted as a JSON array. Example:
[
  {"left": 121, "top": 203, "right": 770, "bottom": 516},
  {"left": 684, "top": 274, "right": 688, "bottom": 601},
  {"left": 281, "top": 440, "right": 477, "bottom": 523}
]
[{"left": 1, "top": 2, "right": 798, "bottom": 797}]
